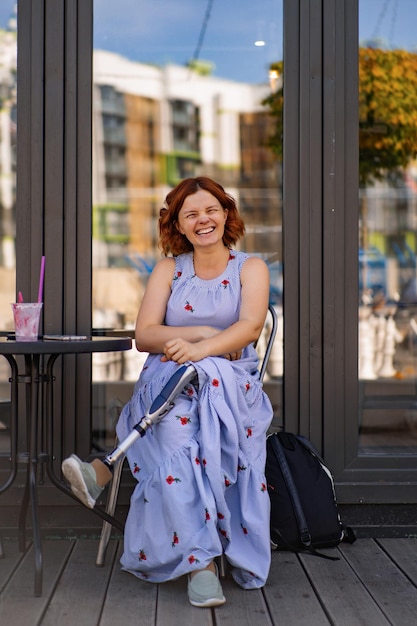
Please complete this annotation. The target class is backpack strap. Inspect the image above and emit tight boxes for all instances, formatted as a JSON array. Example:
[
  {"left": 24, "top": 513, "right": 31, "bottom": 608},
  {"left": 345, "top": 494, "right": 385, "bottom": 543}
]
[
  {"left": 269, "top": 434, "right": 340, "bottom": 561},
  {"left": 294, "top": 435, "right": 356, "bottom": 546}
]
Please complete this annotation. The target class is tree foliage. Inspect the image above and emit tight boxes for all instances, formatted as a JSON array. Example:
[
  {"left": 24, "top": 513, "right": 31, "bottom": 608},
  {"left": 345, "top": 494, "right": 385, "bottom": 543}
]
[
  {"left": 263, "top": 49, "right": 417, "bottom": 187},
  {"left": 359, "top": 47, "right": 417, "bottom": 186},
  {"left": 262, "top": 61, "right": 284, "bottom": 161}
]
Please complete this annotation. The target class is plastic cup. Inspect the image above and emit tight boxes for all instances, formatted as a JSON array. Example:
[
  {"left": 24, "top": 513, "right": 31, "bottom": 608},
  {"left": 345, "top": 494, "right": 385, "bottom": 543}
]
[{"left": 11, "top": 302, "right": 43, "bottom": 341}]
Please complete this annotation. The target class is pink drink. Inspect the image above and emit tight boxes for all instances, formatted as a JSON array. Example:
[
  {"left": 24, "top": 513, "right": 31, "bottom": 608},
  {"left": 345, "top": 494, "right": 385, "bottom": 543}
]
[{"left": 11, "top": 302, "right": 43, "bottom": 341}]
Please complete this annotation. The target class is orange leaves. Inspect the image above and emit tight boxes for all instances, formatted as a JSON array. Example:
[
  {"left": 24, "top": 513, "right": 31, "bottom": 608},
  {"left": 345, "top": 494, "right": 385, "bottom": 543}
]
[
  {"left": 359, "top": 47, "right": 417, "bottom": 185},
  {"left": 264, "top": 48, "right": 417, "bottom": 185}
]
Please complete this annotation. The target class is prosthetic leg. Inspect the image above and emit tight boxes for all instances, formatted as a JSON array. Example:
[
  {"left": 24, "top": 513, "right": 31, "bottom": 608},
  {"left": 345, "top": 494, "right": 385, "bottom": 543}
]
[{"left": 102, "top": 363, "right": 198, "bottom": 470}]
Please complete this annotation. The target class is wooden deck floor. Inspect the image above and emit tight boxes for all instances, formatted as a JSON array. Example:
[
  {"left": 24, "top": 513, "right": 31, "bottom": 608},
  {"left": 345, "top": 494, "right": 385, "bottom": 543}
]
[{"left": 2, "top": 537, "right": 417, "bottom": 625}]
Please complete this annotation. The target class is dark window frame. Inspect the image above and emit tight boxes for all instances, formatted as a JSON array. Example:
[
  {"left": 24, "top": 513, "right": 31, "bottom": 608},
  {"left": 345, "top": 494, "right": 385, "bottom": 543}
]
[{"left": 11, "top": 0, "right": 417, "bottom": 511}]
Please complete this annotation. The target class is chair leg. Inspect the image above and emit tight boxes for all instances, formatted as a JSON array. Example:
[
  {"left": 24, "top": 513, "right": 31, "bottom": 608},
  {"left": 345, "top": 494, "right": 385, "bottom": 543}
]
[
  {"left": 96, "top": 452, "right": 125, "bottom": 567},
  {"left": 217, "top": 553, "right": 227, "bottom": 578}
]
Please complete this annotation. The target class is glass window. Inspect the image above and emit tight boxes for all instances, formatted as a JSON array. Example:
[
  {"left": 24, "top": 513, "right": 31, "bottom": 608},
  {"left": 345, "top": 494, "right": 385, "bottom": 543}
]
[
  {"left": 92, "top": 0, "right": 284, "bottom": 449},
  {"left": 0, "top": 5, "right": 17, "bottom": 456},
  {"left": 359, "top": 0, "right": 417, "bottom": 454}
]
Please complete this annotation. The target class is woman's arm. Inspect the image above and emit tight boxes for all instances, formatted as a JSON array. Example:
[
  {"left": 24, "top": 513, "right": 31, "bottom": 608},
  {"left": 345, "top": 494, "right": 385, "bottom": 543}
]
[
  {"left": 162, "top": 256, "right": 270, "bottom": 364},
  {"left": 135, "top": 258, "right": 219, "bottom": 353}
]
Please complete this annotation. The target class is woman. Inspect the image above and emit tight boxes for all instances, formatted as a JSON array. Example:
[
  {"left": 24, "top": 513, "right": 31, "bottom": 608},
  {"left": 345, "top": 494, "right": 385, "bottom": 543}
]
[{"left": 62, "top": 176, "right": 273, "bottom": 607}]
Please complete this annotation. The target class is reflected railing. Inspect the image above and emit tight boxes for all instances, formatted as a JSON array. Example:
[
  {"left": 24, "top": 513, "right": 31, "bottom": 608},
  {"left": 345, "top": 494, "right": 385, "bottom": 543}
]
[{"left": 359, "top": 296, "right": 417, "bottom": 453}]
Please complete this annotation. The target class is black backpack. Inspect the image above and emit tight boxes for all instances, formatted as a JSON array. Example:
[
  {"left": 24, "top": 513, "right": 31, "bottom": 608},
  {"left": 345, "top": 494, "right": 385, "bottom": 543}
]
[{"left": 265, "top": 431, "right": 355, "bottom": 559}]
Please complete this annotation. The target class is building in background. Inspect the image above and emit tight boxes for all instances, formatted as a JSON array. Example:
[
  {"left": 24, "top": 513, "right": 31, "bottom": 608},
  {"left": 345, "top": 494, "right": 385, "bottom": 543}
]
[
  {"left": 92, "top": 50, "right": 281, "bottom": 269},
  {"left": 0, "top": 10, "right": 17, "bottom": 270}
]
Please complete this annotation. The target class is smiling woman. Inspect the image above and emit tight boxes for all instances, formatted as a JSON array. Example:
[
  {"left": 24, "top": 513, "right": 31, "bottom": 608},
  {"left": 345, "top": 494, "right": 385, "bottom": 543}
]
[
  {"left": 175, "top": 193, "right": 228, "bottom": 248},
  {"left": 63, "top": 174, "right": 274, "bottom": 605},
  {"left": 159, "top": 177, "right": 244, "bottom": 255}
]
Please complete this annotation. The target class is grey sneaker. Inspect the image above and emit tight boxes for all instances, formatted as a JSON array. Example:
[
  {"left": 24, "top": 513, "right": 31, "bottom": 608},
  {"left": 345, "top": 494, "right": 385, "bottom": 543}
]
[
  {"left": 61, "top": 454, "right": 103, "bottom": 509},
  {"left": 187, "top": 566, "right": 226, "bottom": 608}
]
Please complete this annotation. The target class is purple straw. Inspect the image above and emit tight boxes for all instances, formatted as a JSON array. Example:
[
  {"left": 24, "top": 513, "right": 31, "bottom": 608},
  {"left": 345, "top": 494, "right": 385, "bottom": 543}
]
[{"left": 37, "top": 256, "right": 45, "bottom": 303}]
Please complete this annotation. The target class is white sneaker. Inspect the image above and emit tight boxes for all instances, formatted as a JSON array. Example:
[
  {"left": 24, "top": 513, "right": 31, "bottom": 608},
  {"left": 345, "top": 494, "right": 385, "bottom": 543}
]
[
  {"left": 61, "top": 454, "right": 103, "bottom": 508},
  {"left": 187, "top": 565, "right": 226, "bottom": 608}
]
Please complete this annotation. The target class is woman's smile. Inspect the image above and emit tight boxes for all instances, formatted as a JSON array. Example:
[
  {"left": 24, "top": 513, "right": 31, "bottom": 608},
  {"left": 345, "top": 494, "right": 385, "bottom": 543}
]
[
  {"left": 177, "top": 189, "right": 227, "bottom": 246},
  {"left": 196, "top": 225, "right": 215, "bottom": 236}
]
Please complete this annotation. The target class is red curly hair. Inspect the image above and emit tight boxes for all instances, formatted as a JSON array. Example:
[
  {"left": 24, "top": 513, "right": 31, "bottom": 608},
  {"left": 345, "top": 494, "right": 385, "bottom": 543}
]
[{"left": 159, "top": 177, "right": 245, "bottom": 256}]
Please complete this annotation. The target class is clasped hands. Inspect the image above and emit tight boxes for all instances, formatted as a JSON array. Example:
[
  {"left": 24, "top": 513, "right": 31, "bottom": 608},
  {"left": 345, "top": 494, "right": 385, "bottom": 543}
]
[{"left": 161, "top": 337, "right": 241, "bottom": 365}]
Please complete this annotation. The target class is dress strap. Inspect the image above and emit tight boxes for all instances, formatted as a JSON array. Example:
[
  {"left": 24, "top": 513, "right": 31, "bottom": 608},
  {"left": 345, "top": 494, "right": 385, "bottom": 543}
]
[
  {"left": 174, "top": 253, "right": 193, "bottom": 279},
  {"left": 230, "top": 250, "right": 249, "bottom": 277}
]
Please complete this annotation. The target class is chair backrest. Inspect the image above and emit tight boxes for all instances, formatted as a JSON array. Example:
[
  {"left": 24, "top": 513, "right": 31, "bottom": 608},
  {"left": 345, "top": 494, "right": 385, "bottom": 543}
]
[{"left": 259, "top": 304, "right": 278, "bottom": 382}]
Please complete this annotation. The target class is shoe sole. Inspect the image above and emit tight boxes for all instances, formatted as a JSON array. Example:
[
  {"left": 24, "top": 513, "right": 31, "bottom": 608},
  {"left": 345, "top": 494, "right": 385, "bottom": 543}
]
[
  {"left": 189, "top": 596, "right": 226, "bottom": 608},
  {"left": 62, "top": 458, "right": 96, "bottom": 509}
]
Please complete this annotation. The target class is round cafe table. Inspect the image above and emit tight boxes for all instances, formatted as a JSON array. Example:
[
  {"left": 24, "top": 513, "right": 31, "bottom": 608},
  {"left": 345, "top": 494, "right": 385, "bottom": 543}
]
[{"left": 0, "top": 334, "right": 132, "bottom": 596}]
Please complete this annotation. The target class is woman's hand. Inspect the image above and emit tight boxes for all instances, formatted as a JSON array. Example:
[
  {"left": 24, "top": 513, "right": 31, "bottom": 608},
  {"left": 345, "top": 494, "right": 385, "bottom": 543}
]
[
  {"left": 221, "top": 350, "right": 242, "bottom": 361},
  {"left": 161, "top": 338, "right": 243, "bottom": 364},
  {"left": 161, "top": 338, "right": 207, "bottom": 364}
]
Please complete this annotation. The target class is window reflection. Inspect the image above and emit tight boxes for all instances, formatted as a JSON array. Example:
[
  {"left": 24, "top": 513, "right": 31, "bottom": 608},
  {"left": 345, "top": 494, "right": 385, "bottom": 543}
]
[
  {"left": 0, "top": 5, "right": 16, "bottom": 457},
  {"left": 359, "top": 1, "right": 417, "bottom": 453},
  {"left": 92, "top": 0, "right": 283, "bottom": 449}
]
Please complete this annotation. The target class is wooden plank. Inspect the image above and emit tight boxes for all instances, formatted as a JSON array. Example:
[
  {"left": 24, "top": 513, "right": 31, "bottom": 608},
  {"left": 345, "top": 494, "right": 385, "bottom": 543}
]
[
  {"left": 4, "top": 538, "right": 417, "bottom": 625},
  {"left": 340, "top": 538, "right": 417, "bottom": 625},
  {"left": 41, "top": 539, "right": 117, "bottom": 626},
  {"left": 214, "top": 574, "right": 272, "bottom": 626},
  {"left": 0, "top": 540, "right": 73, "bottom": 625},
  {"left": 300, "top": 541, "right": 391, "bottom": 625},
  {"left": 377, "top": 538, "right": 417, "bottom": 586},
  {"left": 100, "top": 543, "right": 157, "bottom": 625},
  {"left": 0, "top": 539, "right": 26, "bottom": 591},
  {"left": 263, "top": 551, "right": 330, "bottom": 625},
  {"left": 157, "top": 576, "right": 213, "bottom": 626}
]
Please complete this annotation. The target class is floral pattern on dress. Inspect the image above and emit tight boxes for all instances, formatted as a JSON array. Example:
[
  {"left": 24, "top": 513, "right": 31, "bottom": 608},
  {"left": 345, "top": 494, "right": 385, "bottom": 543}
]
[
  {"left": 176, "top": 414, "right": 191, "bottom": 425},
  {"left": 166, "top": 475, "right": 181, "bottom": 484},
  {"left": 132, "top": 462, "right": 140, "bottom": 475},
  {"left": 188, "top": 555, "right": 200, "bottom": 565}
]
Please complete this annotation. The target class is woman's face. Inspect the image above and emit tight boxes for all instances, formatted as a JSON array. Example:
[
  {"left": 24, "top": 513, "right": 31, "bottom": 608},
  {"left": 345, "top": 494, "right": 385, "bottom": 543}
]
[{"left": 176, "top": 189, "right": 228, "bottom": 249}]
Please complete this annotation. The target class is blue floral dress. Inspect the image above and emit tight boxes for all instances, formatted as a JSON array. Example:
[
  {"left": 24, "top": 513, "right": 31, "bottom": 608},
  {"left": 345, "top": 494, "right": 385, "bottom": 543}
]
[{"left": 116, "top": 250, "right": 273, "bottom": 589}]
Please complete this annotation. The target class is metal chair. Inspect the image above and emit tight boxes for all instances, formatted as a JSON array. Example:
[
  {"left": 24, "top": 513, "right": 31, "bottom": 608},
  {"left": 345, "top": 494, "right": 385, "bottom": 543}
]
[{"left": 95, "top": 303, "right": 278, "bottom": 566}]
